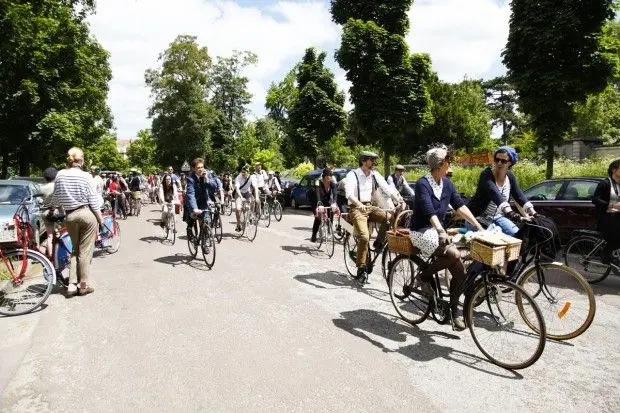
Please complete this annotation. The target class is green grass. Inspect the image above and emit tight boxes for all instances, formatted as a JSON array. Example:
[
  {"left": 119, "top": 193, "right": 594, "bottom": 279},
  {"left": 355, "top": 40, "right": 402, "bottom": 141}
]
[{"left": 405, "top": 157, "right": 612, "bottom": 196}]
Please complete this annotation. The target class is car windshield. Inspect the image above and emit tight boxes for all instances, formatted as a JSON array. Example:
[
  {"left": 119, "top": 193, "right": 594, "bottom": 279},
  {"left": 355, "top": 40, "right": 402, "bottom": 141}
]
[
  {"left": 525, "top": 181, "right": 564, "bottom": 200},
  {"left": 0, "top": 185, "right": 31, "bottom": 204}
]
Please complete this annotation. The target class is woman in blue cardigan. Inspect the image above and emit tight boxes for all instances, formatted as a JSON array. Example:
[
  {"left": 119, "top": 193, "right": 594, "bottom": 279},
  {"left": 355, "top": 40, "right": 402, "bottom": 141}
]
[
  {"left": 467, "top": 146, "right": 537, "bottom": 236},
  {"left": 410, "top": 146, "right": 484, "bottom": 331}
]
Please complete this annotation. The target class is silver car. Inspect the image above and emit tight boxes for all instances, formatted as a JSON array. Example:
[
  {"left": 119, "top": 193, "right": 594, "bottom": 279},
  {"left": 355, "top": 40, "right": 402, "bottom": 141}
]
[{"left": 0, "top": 180, "right": 44, "bottom": 245}]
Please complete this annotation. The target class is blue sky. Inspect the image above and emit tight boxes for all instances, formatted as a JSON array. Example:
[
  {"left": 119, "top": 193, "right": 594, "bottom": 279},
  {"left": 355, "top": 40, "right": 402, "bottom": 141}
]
[{"left": 88, "top": 0, "right": 510, "bottom": 139}]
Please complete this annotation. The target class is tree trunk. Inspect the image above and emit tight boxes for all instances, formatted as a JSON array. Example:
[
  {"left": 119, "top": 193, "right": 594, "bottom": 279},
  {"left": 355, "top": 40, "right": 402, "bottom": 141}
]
[
  {"left": 19, "top": 150, "right": 28, "bottom": 176},
  {"left": 545, "top": 143, "right": 554, "bottom": 179}
]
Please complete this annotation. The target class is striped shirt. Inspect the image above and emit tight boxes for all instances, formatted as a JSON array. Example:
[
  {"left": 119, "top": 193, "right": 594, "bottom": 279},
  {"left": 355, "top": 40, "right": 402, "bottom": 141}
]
[{"left": 51, "top": 167, "right": 101, "bottom": 212}]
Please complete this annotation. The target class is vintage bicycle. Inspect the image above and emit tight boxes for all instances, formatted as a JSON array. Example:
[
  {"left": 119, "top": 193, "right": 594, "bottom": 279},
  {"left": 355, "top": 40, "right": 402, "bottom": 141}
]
[{"left": 187, "top": 209, "right": 216, "bottom": 268}]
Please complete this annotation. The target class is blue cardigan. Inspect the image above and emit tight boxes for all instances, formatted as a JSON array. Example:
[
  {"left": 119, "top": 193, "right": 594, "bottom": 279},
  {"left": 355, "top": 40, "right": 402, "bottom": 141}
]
[
  {"left": 467, "top": 167, "right": 528, "bottom": 217},
  {"left": 411, "top": 177, "right": 465, "bottom": 231}
]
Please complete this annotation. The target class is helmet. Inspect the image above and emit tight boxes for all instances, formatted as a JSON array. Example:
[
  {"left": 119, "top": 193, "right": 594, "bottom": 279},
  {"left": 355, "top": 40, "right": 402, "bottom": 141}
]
[{"left": 359, "top": 151, "right": 379, "bottom": 161}]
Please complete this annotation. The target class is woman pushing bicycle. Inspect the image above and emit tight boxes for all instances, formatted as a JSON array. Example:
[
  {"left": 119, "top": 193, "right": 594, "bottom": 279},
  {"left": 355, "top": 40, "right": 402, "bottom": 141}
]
[{"left": 409, "top": 145, "right": 484, "bottom": 331}]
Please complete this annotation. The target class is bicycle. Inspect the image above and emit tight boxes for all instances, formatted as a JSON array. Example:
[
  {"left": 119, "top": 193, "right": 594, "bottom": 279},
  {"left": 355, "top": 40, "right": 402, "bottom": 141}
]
[
  {"left": 270, "top": 192, "right": 283, "bottom": 222},
  {"left": 388, "top": 236, "right": 547, "bottom": 370},
  {"left": 0, "top": 203, "right": 55, "bottom": 316},
  {"left": 564, "top": 230, "right": 619, "bottom": 284},
  {"left": 107, "top": 192, "right": 126, "bottom": 220},
  {"left": 209, "top": 202, "right": 223, "bottom": 244},
  {"left": 129, "top": 191, "right": 142, "bottom": 216},
  {"left": 341, "top": 207, "right": 397, "bottom": 282},
  {"left": 236, "top": 199, "right": 258, "bottom": 242},
  {"left": 187, "top": 209, "right": 216, "bottom": 268},
  {"left": 258, "top": 194, "right": 271, "bottom": 228},
  {"left": 160, "top": 202, "right": 176, "bottom": 245},
  {"left": 314, "top": 203, "right": 335, "bottom": 258},
  {"left": 223, "top": 195, "right": 233, "bottom": 217}
]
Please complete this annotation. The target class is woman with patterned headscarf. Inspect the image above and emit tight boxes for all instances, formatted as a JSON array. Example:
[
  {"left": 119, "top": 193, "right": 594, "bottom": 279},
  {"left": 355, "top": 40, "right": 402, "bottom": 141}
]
[{"left": 467, "top": 146, "right": 536, "bottom": 236}]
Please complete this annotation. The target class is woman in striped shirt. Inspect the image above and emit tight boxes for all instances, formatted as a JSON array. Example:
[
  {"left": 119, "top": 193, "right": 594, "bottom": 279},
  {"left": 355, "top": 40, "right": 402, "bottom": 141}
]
[{"left": 51, "top": 147, "right": 103, "bottom": 296}]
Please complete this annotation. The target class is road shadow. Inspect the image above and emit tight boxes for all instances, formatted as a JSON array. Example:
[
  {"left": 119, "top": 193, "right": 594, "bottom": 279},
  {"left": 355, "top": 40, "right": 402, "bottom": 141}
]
[
  {"left": 294, "top": 270, "right": 390, "bottom": 303},
  {"left": 139, "top": 236, "right": 164, "bottom": 244},
  {"left": 292, "top": 226, "right": 312, "bottom": 231},
  {"left": 333, "top": 309, "right": 523, "bottom": 379},
  {"left": 153, "top": 253, "right": 212, "bottom": 271},
  {"left": 281, "top": 244, "right": 330, "bottom": 259}
]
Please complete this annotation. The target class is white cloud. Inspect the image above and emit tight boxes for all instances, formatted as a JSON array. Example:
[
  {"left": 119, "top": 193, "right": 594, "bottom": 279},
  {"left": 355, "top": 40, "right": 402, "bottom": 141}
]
[{"left": 88, "top": 0, "right": 509, "bottom": 139}]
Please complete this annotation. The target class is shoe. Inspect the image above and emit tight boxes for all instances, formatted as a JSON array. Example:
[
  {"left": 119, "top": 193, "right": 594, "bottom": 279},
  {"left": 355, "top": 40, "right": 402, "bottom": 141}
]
[
  {"left": 451, "top": 308, "right": 466, "bottom": 332},
  {"left": 355, "top": 267, "right": 368, "bottom": 286},
  {"left": 78, "top": 285, "right": 94, "bottom": 296},
  {"left": 65, "top": 284, "right": 77, "bottom": 298},
  {"left": 159, "top": 222, "right": 165, "bottom": 228},
  {"left": 310, "top": 235, "right": 317, "bottom": 243},
  {"left": 235, "top": 225, "right": 241, "bottom": 232}
]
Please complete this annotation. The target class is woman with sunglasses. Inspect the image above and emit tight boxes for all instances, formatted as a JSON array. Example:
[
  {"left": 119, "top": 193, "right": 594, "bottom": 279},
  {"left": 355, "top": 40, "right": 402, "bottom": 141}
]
[{"left": 467, "top": 146, "right": 536, "bottom": 236}]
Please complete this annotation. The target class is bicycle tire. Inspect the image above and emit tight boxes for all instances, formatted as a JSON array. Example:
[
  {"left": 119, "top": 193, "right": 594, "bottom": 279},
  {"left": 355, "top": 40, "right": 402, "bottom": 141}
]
[
  {"left": 517, "top": 262, "right": 595, "bottom": 340},
  {"left": 343, "top": 234, "right": 358, "bottom": 277},
  {"left": 106, "top": 221, "right": 121, "bottom": 254},
  {"left": 273, "top": 200, "right": 283, "bottom": 222},
  {"left": 333, "top": 215, "right": 345, "bottom": 242},
  {"left": 262, "top": 203, "right": 271, "bottom": 228},
  {"left": 247, "top": 212, "right": 258, "bottom": 242},
  {"left": 168, "top": 214, "right": 176, "bottom": 245},
  {"left": 201, "top": 226, "right": 216, "bottom": 269},
  {"left": 237, "top": 209, "right": 247, "bottom": 238},
  {"left": 0, "top": 249, "right": 55, "bottom": 316},
  {"left": 187, "top": 221, "right": 199, "bottom": 258},
  {"left": 213, "top": 213, "right": 223, "bottom": 244},
  {"left": 381, "top": 248, "right": 392, "bottom": 281},
  {"left": 322, "top": 220, "right": 335, "bottom": 258},
  {"left": 564, "top": 235, "right": 613, "bottom": 284},
  {"left": 466, "top": 279, "right": 546, "bottom": 370},
  {"left": 388, "top": 256, "right": 431, "bottom": 325}
]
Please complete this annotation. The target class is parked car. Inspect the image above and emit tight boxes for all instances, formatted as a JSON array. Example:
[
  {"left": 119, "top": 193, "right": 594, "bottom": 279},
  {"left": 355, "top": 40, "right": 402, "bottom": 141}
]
[
  {"left": 521, "top": 177, "right": 605, "bottom": 243},
  {"left": 279, "top": 177, "right": 298, "bottom": 207},
  {"left": 9, "top": 176, "right": 46, "bottom": 184},
  {"left": 290, "top": 168, "right": 351, "bottom": 209},
  {"left": 0, "top": 180, "right": 45, "bottom": 245}
]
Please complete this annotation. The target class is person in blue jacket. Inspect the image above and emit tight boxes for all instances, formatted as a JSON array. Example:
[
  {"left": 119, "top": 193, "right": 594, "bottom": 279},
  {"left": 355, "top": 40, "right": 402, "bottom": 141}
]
[
  {"left": 184, "top": 158, "right": 218, "bottom": 239},
  {"left": 410, "top": 145, "right": 484, "bottom": 331},
  {"left": 466, "top": 146, "right": 537, "bottom": 236}
]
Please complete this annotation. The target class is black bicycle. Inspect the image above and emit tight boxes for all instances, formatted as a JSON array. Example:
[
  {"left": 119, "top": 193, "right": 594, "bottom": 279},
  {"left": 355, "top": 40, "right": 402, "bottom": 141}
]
[
  {"left": 564, "top": 230, "right": 619, "bottom": 284},
  {"left": 209, "top": 203, "right": 223, "bottom": 244},
  {"left": 187, "top": 210, "right": 216, "bottom": 269}
]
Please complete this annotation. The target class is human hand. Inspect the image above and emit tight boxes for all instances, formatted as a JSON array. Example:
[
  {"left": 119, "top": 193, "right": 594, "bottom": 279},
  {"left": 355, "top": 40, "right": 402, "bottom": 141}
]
[
  {"left": 506, "top": 210, "right": 522, "bottom": 223},
  {"left": 437, "top": 229, "right": 451, "bottom": 248}
]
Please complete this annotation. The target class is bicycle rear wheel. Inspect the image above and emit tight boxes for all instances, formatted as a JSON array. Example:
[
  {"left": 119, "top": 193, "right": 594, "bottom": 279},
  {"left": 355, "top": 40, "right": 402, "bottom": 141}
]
[
  {"left": 246, "top": 212, "right": 258, "bottom": 242},
  {"left": 388, "top": 256, "right": 431, "bottom": 325},
  {"left": 564, "top": 236, "right": 612, "bottom": 284},
  {"left": 106, "top": 220, "right": 121, "bottom": 254},
  {"left": 272, "top": 200, "right": 283, "bottom": 222},
  {"left": 201, "top": 226, "right": 216, "bottom": 269},
  {"left": 0, "top": 249, "right": 54, "bottom": 316},
  {"left": 467, "top": 279, "right": 546, "bottom": 370},
  {"left": 187, "top": 221, "right": 199, "bottom": 258},
  {"left": 343, "top": 234, "right": 358, "bottom": 277},
  {"left": 517, "top": 262, "right": 595, "bottom": 340},
  {"left": 213, "top": 213, "right": 223, "bottom": 244},
  {"left": 333, "top": 215, "right": 345, "bottom": 242}
]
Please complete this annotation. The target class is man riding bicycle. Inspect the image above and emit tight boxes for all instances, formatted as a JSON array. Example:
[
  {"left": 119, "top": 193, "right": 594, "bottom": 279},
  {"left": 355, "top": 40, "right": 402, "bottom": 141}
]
[
  {"left": 184, "top": 158, "right": 219, "bottom": 239},
  {"left": 234, "top": 165, "right": 258, "bottom": 232},
  {"left": 344, "top": 151, "right": 407, "bottom": 285}
]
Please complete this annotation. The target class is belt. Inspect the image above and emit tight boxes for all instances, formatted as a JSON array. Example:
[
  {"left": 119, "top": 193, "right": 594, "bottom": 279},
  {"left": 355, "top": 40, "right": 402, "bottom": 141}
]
[{"left": 65, "top": 205, "right": 86, "bottom": 215}]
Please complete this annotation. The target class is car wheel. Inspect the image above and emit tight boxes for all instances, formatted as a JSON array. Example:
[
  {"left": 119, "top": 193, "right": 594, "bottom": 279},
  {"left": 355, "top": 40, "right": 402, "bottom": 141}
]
[{"left": 292, "top": 198, "right": 299, "bottom": 209}]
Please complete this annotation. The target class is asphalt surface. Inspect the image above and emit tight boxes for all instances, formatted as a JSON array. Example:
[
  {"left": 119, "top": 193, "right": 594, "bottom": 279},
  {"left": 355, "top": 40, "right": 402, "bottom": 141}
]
[{"left": 1, "top": 206, "right": 619, "bottom": 412}]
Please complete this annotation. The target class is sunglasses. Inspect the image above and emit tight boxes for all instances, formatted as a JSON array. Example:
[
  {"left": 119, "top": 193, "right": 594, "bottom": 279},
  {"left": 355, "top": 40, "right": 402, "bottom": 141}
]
[{"left": 494, "top": 158, "right": 510, "bottom": 165}]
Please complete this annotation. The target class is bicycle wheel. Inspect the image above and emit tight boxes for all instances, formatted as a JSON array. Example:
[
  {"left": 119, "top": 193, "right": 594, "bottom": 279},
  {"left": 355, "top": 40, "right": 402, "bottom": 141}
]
[
  {"left": 517, "top": 262, "right": 595, "bottom": 340},
  {"left": 261, "top": 204, "right": 271, "bottom": 228},
  {"left": 467, "top": 279, "right": 546, "bottom": 370},
  {"left": 187, "top": 221, "right": 199, "bottom": 258},
  {"left": 246, "top": 212, "right": 258, "bottom": 242},
  {"left": 333, "top": 215, "right": 345, "bottom": 242},
  {"left": 272, "top": 200, "right": 283, "bottom": 222},
  {"left": 168, "top": 214, "right": 176, "bottom": 245},
  {"left": 564, "top": 236, "right": 612, "bottom": 284},
  {"left": 106, "top": 220, "right": 121, "bottom": 254},
  {"left": 201, "top": 226, "right": 216, "bottom": 269},
  {"left": 343, "top": 234, "right": 358, "bottom": 277},
  {"left": 213, "top": 213, "right": 223, "bottom": 244},
  {"left": 388, "top": 256, "right": 431, "bottom": 325},
  {"left": 321, "top": 220, "right": 335, "bottom": 258},
  {"left": 225, "top": 200, "right": 233, "bottom": 216},
  {"left": 381, "top": 248, "right": 393, "bottom": 281},
  {"left": 0, "top": 249, "right": 54, "bottom": 316},
  {"left": 136, "top": 198, "right": 141, "bottom": 216}
]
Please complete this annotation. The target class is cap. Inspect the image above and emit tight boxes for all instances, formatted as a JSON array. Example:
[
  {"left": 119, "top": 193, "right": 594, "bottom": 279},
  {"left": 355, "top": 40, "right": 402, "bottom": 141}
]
[
  {"left": 359, "top": 151, "right": 379, "bottom": 160},
  {"left": 255, "top": 162, "right": 261, "bottom": 166},
  {"left": 268, "top": 170, "right": 274, "bottom": 175},
  {"left": 241, "top": 164, "right": 250, "bottom": 172},
  {"left": 42, "top": 167, "right": 58, "bottom": 181},
  {"left": 395, "top": 164, "right": 405, "bottom": 171}
]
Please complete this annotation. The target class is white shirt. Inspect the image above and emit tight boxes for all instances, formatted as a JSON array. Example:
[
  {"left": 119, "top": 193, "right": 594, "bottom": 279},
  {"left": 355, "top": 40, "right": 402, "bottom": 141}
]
[
  {"left": 387, "top": 174, "right": 415, "bottom": 197},
  {"left": 267, "top": 177, "right": 281, "bottom": 192},
  {"left": 345, "top": 168, "right": 399, "bottom": 204},
  {"left": 235, "top": 173, "right": 257, "bottom": 195},
  {"left": 51, "top": 167, "right": 101, "bottom": 211},
  {"left": 253, "top": 170, "right": 268, "bottom": 189},
  {"left": 483, "top": 179, "right": 511, "bottom": 219},
  {"left": 425, "top": 175, "right": 444, "bottom": 200}
]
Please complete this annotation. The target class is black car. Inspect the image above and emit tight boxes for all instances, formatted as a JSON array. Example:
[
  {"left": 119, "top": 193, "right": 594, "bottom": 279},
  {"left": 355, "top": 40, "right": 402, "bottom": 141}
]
[{"left": 290, "top": 168, "right": 351, "bottom": 209}]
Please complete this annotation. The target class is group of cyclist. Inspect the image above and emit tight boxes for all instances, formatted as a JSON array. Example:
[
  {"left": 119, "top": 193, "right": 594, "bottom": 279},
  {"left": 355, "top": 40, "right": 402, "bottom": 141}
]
[{"left": 312, "top": 145, "right": 545, "bottom": 331}]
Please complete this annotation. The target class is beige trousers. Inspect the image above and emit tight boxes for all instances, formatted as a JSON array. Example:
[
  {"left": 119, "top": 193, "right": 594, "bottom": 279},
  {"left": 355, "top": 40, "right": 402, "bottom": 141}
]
[{"left": 65, "top": 207, "right": 98, "bottom": 285}]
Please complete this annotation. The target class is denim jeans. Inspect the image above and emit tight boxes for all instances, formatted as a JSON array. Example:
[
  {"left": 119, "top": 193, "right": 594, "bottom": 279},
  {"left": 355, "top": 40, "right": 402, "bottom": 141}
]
[{"left": 466, "top": 216, "right": 520, "bottom": 236}]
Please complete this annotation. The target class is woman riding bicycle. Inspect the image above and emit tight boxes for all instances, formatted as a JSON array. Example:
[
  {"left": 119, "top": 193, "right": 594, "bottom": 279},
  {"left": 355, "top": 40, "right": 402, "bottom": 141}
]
[
  {"left": 592, "top": 158, "right": 620, "bottom": 266},
  {"left": 310, "top": 168, "right": 339, "bottom": 243},
  {"left": 410, "top": 145, "right": 484, "bottom": 331},
  {"left": 467, "top": 146, "right": 536, "bottom": 236},
  {"left": 158, "top": 174, "right": 179, "bottom": 228}
]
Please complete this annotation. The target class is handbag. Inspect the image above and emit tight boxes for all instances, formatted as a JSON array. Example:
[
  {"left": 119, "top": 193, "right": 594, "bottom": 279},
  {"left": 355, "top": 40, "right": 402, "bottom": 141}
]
[{"left": 355, "top": 171, "right": 395, "bottom": 210}]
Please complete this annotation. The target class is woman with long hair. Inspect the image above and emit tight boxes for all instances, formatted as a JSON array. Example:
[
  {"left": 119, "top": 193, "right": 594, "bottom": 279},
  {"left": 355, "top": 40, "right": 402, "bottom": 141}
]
[{"left": 159, "top": 174, "right": 179, "bottom": 227}]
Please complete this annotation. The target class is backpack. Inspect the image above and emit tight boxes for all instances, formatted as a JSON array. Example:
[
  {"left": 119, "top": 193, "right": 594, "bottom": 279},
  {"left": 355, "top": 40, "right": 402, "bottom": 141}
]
[{"left": 129, "top": 176, "right": 141, "bottom": 191}]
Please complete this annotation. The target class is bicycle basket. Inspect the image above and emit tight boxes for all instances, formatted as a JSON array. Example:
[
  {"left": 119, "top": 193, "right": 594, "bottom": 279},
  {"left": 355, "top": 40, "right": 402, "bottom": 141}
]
[
  {"left": 387, "top": 210, "right": 414, "bottom": 256},
  {"left": 470, "top": 232, "right": 522, "bottom": 268}
]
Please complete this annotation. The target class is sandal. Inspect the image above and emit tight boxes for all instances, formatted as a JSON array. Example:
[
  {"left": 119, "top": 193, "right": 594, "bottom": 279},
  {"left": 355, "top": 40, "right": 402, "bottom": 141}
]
[{"left": 78, "top": 285, "right": 95, "bottom": 296}]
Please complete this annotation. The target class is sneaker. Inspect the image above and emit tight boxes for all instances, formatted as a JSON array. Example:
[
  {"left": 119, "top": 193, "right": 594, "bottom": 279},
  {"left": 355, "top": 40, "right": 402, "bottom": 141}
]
[{"left": 451, "top": 308, "right": 466, "bottom": 332}]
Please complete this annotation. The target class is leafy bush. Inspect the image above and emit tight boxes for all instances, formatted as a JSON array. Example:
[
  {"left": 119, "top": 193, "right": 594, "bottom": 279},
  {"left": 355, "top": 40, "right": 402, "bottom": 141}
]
[
  {"left": 289, "top": 161, "right": 315, "bottom": 179},
  {"left": 405, "top": 157, "right": 613, "bottom": 196},
  {"left": 253, "top": 148, "right": 284, "bottom": 172}
]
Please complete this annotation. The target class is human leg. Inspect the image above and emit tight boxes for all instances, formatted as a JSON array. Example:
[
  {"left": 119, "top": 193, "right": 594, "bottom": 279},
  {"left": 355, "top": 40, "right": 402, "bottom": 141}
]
[
  {"left": 493, "top": 216, "right": 520, "bottom": 236},
  {"left": 74, "top": 208, "right": 98, "bottom": 291},
  {"left": 350, "top": 206, "right": 370, "bottom": 281}
]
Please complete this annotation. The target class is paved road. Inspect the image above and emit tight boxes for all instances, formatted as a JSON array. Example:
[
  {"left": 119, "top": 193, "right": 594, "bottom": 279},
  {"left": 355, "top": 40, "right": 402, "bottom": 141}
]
[{"left": 2, "top": 206, "right": 620, "bottom": 412}]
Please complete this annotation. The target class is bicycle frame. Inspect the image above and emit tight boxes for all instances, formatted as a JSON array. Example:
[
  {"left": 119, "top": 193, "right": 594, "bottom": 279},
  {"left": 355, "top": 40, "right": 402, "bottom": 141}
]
[{"left": 0, "top": 204, "right": 38, "bottom": 284}]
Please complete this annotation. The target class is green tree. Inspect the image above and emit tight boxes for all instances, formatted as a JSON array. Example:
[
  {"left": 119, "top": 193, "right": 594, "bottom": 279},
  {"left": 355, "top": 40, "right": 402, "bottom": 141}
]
[
  {"left": 483, "top": 76, "right": 522, "bottom": 145},
  {"left": 84, "top": 135, "right": 128, "bottom": 172},
  {"left": 288, "top": 47, "right": 347, "bottom": 165},
  {"left": 145, "top": 35, "right": 215, "bottom": 168},
  {"left": 0, "top": 0, "right": 112, "bottom": 177},
  {"left": 332, "top": 0, "right": 432, "bottom": 172},
  {"left": 254, "top": 117, "right": 281, "bottom": 151},
  {"left": 126, "top": 129, "right": 158, "bottom": 172},
  {"left": 503, "top": 0, "right": 616, "bottom": 178},
  {"left": 265, "top": 66, "right": 298, "bottom": 130}
]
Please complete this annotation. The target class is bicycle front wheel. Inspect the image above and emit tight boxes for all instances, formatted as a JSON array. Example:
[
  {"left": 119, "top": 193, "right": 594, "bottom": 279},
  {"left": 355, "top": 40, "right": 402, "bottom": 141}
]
[
  {"left": 246, "top": 212, "right": 258, "bottom": 242},
  {"left": 261, "top": 205, "right": 271, "bottom": 228},
  {"left": 388, "top": 256, "right": 431, "bottom": 325},
  {"left": 467, "top": 279, "right": 546, "bottom": 370},
  {"left": 213, "top": 214, "right": 223, "bottom": 244},
  {"left": 564, "top": 236, "right": 612, "bottom": 284},
  {"left": 333, "top": 215, "right": 345, "bottom": 242},
  {"left": 321, "top": 220, "right": 335, "bottom": 258},
  {"left": 201, "top": 227, "right": 216, "bottom": 269},
  {"left": 168, "top": 214, "right": 176, "bottom": 245},
  {"left": 0, "top": 249, "right": 55, "bottom": 316},
  {"left": 106, "top": 220, "right": 121, "bottom": 254},
  {"left": 273, "top": 200, "right": 283, "bottom": 222},
  {"left": 187, "top": 221, "right": 199, "bottom": 258},
  {"left": 518, "top": 262, "right": 595, "bottom": 340}
]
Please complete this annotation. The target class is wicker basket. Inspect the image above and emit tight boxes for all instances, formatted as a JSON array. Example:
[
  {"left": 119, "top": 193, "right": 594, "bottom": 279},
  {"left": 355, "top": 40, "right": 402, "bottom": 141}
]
[
  {"left": 387, "top": 210, "right": 414, "bottom": 256},
  {"left": 471, "top": 240, "right": 506, "bottom": 267},
  {"left": 498, "top": 234, "right": 522, "bottom": 262}
]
